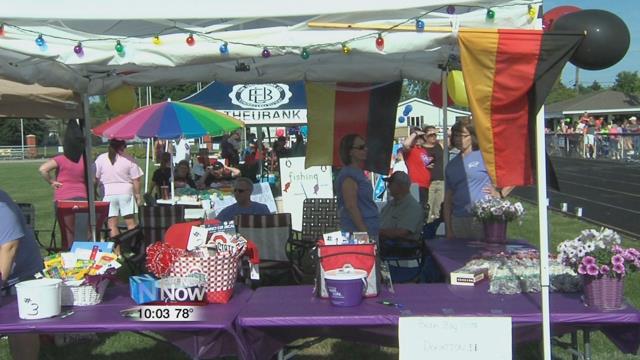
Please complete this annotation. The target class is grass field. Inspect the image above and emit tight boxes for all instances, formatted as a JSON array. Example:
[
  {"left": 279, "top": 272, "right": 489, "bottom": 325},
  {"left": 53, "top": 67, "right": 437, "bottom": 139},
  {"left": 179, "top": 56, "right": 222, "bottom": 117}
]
[{"left": 0, "top": 160, "right": 638, "bottom": 359}]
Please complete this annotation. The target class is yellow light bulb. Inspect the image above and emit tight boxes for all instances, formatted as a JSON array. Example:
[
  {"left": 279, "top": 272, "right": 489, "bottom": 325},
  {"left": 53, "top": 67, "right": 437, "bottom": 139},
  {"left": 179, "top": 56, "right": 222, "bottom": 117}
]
[{"left": 152, "top": 36, "right": 161, "bottom": 45}]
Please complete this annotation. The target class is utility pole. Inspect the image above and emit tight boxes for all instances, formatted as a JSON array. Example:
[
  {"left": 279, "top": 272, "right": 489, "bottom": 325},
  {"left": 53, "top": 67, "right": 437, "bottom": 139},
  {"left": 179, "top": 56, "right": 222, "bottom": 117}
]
[{"left": 575, "top": 67, "right": 580, "bottom": 95}]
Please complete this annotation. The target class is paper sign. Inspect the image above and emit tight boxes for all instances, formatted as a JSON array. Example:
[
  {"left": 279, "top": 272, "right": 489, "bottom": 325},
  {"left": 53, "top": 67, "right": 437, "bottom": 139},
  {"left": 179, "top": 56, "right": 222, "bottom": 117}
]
[
  {"left": 399, "top": 317, "right": 511, "bottom": 360},
  {"left": 187, "top": 226, "right": 207, "bottom": 250},
  {"left": 279, "top": 157, "right": 333, "bottom": 231}
]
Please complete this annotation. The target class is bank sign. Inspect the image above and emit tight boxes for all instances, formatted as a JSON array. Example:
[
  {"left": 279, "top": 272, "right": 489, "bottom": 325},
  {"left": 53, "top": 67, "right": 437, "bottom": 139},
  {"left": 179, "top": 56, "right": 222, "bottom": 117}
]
[{"left": 185, "top": 82, "right": 307, "bottom": 125}]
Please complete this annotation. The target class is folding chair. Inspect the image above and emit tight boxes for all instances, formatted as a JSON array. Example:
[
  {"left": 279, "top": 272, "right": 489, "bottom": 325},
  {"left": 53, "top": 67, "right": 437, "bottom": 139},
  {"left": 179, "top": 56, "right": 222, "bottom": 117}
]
[
  {"left": 297, "top": 198, "right": 340, "bottom": 276},
  {"left": 110, "top": 226, "right": 145, "bottom": 275},
  {"left": 234, "top": 213, "right": 301, "bottom": 286},
  {"left": 380, "top": 239, "right": 426, "bottom": 283},
  {"left": 17, "top": 203, "right": 49, "bottom": 251}
]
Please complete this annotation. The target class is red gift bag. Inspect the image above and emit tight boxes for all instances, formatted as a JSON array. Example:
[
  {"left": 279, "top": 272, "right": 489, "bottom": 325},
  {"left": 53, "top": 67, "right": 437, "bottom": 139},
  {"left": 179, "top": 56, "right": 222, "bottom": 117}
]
[
  {"left": 169, "top": 243, "right": 246, "bottom": 304},
  {"left": 315, "top": 241, "right": 379, "bottom": 298}
]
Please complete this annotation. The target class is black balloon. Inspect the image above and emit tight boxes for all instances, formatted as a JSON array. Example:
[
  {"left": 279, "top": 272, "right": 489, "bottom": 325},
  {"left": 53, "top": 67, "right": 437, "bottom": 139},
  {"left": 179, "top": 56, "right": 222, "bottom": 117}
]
[{"left": 550, "top": 9, "right": 630, "bottom": 70}]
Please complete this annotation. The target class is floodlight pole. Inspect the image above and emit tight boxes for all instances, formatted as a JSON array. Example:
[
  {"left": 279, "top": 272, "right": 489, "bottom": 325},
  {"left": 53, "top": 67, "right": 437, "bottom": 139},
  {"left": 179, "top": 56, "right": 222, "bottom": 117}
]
[
  {"left": 82, "top": 95, "right": 97, "bottom": 241},
  {"left": 536, "top": 105, "right": 552, "bottom": 360}
]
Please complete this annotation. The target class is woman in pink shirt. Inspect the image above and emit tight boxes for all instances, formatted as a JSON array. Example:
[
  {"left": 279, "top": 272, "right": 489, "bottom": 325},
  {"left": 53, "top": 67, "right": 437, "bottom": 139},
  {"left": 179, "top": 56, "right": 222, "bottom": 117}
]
[{"left": 94, "top": 139, "right": 143, "bottom": 237}]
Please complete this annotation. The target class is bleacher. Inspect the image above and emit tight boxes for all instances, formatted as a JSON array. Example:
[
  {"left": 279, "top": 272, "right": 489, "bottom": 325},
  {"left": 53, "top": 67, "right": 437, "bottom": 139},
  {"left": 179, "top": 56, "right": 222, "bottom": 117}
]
[{"left": 0, "top": 147, "right": 25, "bottom": 160}]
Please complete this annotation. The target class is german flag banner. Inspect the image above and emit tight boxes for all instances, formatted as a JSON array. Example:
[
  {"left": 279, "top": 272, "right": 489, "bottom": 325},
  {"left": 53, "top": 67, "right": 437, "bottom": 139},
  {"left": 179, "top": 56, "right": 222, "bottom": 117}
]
[
  {"left": 305, "top": 81, "right": 403, "bottom": 174},
  {"left": 458, "top": 29, "right": 582, "bottom": 187}
]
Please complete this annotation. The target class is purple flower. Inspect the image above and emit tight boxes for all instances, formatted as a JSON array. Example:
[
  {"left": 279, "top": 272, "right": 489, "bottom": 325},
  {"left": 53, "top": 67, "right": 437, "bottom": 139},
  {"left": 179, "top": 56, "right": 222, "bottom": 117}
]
[
  {"left": 578, "top": 264, "right": 587, "bottom": 275},
  {"left": 622, "top": 250, "right": 635, "bottom": 261},
  {"left": 600, "top": 265, "right": 610, "bottom": 275},
  {"left": 586, "top": 264, "right": 599, "bottom": 276},
  {"left": 612, "top": 245, "right": 623, "bottom": 254},
  {"left": 612, "top": 263, "right": 626, "bottom": 275},
  {"left": 581, "top": 256, "right": 596, "bottom": 266},
  {"left": 628, "top": 248, "right": 640, "bottom": 257},
  {"left": 612, "top": 254, "right": 624, "bottom": 265}
]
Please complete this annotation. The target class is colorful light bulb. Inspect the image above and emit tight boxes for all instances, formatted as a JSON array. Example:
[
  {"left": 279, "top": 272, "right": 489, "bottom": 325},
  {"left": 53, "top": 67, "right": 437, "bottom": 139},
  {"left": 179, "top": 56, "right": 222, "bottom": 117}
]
[
  {"left": 35, "top": 34, "right": 45, "bottom": 47},
  {"left": 261, "top": 47, "right": 271, "bottom": 58},
  {"left": 375, "top": 34, "right": 384, "bottom": 51},
  {"left": 446, "top": 5, "right": 456, "bottom": 15},
  {"left": 341, "top": 43, "right": 352, "bottom": 55},
  {"left": 152, "top": 35, "right": 161, "bottom": 45},
  {"left": 528, "top": 6, "right": 537, "bottom": 20},
  {"left": 301, "top": 47, "right": 310, "bottom": 60},
  {"left": 115, "top": 40, "right": 125, "bottom": 55},
  {"left": 73, "top": 42, "right": 83, "bottom": 55},
  {"left": 186, "top": 33, "right": 195, "bottom": 46},
  {"left": 219, "top": 42, "right": 229, "bottom": 55},
  {"left": 486, "top": 9, "right": 495, "bottom": 20},
  {"left": 415, "top": 19, "right": 425, "bottom": 32}
]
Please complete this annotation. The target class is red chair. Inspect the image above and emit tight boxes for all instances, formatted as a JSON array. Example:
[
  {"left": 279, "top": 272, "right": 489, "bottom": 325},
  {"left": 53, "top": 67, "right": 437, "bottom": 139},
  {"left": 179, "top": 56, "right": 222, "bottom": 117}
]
[{"left": 55, "top": 200, "right": 110, "bottom": 250}]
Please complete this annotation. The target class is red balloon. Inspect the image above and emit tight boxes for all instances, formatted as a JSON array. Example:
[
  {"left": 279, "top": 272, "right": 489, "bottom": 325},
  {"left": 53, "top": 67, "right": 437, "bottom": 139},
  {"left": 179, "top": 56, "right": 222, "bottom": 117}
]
[
  {"left": 428, "top": 82, "right": 454, "bottom": 108},
  {"left": 275, "top": 128, "right": 285, "bottom": 137},
  {"left": 542, "top": 6, "right": 581, "bottom": 31}
]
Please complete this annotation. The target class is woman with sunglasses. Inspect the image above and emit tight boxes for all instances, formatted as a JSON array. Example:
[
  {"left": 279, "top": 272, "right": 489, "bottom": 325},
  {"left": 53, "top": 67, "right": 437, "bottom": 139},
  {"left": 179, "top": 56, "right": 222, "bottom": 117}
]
[
  {"left": 443, "top": 118, "right": 513, "bottom": 240},
  {"left": 335, "top": 134, "right": 379, "bottom": 240}
]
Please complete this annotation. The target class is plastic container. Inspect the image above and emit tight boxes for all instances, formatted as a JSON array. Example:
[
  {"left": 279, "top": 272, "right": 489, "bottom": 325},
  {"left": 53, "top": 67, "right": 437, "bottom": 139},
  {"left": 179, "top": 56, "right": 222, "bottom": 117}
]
[
  {"left": 324, "top": 265, "right": 367, "bottom": 307},
  {"left": 15, "top": 278, "right": 62, "bottom": 320}
]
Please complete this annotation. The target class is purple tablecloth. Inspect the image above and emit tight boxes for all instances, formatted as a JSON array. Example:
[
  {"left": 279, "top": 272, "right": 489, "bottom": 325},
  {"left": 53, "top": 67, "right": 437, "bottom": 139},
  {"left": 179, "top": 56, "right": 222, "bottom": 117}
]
[
  {"left": 0, "top": 284, "right": 252, "bottom": 359},
  {"left": 236, "top": 239, "right": 640, "bottom": 359}
]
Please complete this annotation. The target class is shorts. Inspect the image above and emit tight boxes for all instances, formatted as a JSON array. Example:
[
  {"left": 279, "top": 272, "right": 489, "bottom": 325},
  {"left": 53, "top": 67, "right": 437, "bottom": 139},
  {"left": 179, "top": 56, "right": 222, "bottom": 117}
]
[
  {"left": 104, "top": 194, "right": 137, "bottom": 217},
  {"left": 585, "top": 134, "right": 595, "bottom": 145}
]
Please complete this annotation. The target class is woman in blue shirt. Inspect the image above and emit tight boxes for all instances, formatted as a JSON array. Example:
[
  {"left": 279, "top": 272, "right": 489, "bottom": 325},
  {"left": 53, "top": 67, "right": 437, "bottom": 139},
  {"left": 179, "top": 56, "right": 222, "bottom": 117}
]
[{"left": 335, "top": 134, "right": 379, "bottom": 240}]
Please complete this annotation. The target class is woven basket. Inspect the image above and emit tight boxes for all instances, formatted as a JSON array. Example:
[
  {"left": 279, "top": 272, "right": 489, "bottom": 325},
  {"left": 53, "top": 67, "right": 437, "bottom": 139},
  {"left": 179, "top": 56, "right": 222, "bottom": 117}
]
[
  {"left": 583, "top": 276, "right": 624, "bottom": 310},
  {"left": 61, "top": 279, "right": 109, "bottom": 306}
]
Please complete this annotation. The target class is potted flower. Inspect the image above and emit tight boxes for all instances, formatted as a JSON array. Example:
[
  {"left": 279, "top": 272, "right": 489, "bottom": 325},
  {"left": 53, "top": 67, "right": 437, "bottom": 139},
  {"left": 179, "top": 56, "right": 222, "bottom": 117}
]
[
  {"left": 556, "top": 228, "right": 639, "bottom": 310},
  {"left": 471, "top": 196, "right": 525, "bottom": 243}
]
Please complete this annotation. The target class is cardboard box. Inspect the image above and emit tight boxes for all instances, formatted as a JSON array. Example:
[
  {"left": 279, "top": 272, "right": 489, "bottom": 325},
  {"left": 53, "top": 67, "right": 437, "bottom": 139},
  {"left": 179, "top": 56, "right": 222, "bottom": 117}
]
[
  {"left": 129, "top": 274, "right": 159, "bottom": 304},
  {"left": 450, "top": 267, "right": 488, "bottom": 286}
]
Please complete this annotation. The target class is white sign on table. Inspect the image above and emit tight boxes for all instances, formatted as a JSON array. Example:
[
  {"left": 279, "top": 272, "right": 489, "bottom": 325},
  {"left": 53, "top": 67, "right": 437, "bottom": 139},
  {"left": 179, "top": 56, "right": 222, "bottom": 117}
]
[
  {"left": 279, "top": 157, "right": 333, "bottom": 231},
  {"left": 398, "top": 316, "right": 512, "bottom": 360}
]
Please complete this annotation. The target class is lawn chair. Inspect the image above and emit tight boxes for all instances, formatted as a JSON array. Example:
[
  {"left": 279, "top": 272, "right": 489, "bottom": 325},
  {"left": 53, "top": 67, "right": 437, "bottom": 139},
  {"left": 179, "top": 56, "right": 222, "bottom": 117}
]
[
  {"left": 296, "top": 198, "right": 340, "bottom": 276},
  {"left": 17, "top": 203, "right": 51, "bottom": 252},
  {"left": 234, "top": 213, "right": 302, "bottom": 286},
  {"left": 110, "top": 225, "right": 145, "bottom": 275},
  {"left": 380, "top": 239, "right": 426, "bottom": 283}
]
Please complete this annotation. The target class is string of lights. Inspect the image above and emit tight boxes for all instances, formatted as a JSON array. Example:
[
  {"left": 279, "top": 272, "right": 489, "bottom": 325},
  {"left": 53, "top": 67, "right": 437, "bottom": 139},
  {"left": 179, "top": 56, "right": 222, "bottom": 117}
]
[{"left": 0, "top": 2, "right": 541, "bottom": 61}]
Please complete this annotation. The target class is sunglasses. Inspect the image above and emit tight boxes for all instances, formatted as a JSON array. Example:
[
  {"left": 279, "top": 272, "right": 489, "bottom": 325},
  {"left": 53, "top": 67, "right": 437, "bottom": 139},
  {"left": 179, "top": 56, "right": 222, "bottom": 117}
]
[
  {"left": 234, "top": 188, "right": 249, "bottom": 193},
  {"left": 352, "top": 144, "right": 367, "bottom": 150}
]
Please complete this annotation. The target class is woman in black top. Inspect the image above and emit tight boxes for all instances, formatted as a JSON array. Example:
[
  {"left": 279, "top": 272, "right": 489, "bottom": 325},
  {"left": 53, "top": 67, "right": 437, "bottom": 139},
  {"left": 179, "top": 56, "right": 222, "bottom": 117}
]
[{"left": 148, "top": 152, "right": 172, "bottom": 198}]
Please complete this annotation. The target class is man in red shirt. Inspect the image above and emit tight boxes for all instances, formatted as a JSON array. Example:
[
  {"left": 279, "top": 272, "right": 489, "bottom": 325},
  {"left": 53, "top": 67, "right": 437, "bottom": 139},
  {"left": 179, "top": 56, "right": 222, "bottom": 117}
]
[{"left": 402, "top": 127, "right": 433, "bottom": 214}]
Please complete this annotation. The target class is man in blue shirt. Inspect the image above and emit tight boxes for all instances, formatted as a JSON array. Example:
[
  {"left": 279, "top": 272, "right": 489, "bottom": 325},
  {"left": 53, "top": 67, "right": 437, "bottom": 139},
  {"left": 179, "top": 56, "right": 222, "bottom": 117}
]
[
  {"left": 216, "top": 177, "right": 271, "bottom": 222},
  {"left": 0, "top": 188, "right": 44, "bottom": 360}
]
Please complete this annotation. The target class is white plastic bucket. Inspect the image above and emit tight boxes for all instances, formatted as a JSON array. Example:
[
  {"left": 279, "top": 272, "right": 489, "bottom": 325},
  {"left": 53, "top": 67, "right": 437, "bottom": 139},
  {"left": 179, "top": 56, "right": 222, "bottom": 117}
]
[{"left": 15, "top": 278, "right": 62, "bottom": 320}]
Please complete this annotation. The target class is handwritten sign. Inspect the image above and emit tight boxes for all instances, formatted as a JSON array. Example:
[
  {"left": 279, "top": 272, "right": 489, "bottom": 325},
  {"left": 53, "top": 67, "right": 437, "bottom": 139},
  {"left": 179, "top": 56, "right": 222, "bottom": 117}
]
[
  {"left": 279, "top": 157, "right": 333, "bottom": 231},
  {"left": 398, "top": 316, "right": 511, "bottom": 360}
]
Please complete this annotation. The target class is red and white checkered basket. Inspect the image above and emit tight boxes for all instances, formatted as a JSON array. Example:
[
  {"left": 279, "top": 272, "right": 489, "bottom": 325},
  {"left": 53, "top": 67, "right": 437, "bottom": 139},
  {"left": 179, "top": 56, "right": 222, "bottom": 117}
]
[{"left": 169, "top": 243, "right": 247, "bottom": 304}]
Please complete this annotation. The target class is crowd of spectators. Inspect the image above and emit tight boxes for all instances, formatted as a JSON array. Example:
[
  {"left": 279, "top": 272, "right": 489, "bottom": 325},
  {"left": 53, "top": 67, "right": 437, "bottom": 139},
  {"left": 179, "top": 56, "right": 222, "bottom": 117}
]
[{"left": 548, "top": 112, "right": 640, "bottom": 160}]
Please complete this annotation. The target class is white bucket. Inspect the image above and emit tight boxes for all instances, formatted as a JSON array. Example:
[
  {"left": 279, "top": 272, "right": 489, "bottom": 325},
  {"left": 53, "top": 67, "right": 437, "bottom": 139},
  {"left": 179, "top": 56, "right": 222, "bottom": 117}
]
[{"left": 15, "top": 278, "right": 62, "bottom": 320}]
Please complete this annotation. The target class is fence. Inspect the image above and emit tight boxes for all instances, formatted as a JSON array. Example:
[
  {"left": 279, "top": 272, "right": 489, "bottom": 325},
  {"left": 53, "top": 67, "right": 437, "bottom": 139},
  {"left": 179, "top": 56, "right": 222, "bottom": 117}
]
[
  {"left": 0, "top": 146, "right": 26, "bottom": 160},
  {"left": 545, "top": 133, "right": 640, "bottom": 161}
]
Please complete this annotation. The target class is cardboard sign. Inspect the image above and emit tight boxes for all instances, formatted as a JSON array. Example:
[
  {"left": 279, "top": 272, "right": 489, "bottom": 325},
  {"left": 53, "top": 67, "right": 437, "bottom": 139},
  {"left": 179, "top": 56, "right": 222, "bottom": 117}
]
[
  {"left": 279, "top": 157, "right": 333, "bottom": 231},
  {"left": 399, "top": 317, "right": 511, "bottom": 360}
]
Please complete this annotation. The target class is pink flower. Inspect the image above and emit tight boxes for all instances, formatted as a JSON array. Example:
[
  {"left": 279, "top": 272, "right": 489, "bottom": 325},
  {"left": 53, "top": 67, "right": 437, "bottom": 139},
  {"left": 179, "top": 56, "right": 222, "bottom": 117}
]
[
  {"left": 600, "top": 265, "right": 610, "bottom": 274},
  {"left": 586, "top": 264, "right": 599, "bottom": 276},
  {"left": 578, "top": 264, "right": 587, "bottom": 275},
  {"left": 612, "top": 245, "right": 623, "bottom": 254},
  {"left": 622, "top": 250, "right": 635, "bottom": 261},
  {"left": 581, "top": 256, "right": 596, "bottom": 266},
  {"left": 612, "top": 263, "right": 625, "bottom": 275},
  {"left": 628, "top": 248, "right": 640, "bottom": 257},
  {"left": 612, "top": 254, "right": 624, "bottom": 265}
]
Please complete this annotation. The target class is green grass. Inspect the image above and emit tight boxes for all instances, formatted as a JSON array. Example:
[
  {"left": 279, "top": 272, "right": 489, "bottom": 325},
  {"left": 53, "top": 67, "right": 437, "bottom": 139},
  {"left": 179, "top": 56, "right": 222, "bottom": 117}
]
[{"left": 0, "top": 161, "right": 638, "bottom": 359}]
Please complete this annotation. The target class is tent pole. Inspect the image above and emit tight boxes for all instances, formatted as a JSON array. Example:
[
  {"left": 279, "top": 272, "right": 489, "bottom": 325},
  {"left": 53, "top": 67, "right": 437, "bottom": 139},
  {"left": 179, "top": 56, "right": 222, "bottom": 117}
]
[
  {"left": 82, "top": 95, "right": 97, "bottom": 241},
  {"left": 536, "top": 105, "right": 552, "bottom": 360},
  {"left": 144, "top": 139, "right": 150, "bottom": 193},
  {"left": 441, "top": 70, "right": 449, "bottom": 167}
]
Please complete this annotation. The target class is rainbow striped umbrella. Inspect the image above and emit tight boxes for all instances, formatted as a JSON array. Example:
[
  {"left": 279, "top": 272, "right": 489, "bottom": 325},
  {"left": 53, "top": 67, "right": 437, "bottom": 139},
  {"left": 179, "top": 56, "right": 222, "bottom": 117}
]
[{"left": 92, "top": 100, "right": 244, "bottom": 139}]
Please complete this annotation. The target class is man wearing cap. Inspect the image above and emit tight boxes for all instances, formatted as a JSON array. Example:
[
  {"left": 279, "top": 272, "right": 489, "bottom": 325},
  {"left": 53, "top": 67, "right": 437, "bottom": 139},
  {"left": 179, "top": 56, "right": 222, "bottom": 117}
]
[{"left": 378, "top": 171, "right": 424, "bottom": 246}]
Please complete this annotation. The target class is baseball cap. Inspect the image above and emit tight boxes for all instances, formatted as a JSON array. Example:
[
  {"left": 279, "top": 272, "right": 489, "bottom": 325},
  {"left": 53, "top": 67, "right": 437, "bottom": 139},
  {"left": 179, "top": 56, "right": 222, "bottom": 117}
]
[
  {"left": 630, "top": 116, "right": 637, "bottom": 121},
  {"left": 383, "top": 171, "right": 410, "bottom": 185}
]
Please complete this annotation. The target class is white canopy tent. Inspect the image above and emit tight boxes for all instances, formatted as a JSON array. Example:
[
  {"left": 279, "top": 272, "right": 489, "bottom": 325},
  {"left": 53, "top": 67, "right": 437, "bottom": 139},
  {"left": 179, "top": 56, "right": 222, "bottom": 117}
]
[{"left": 0, "top": 1, "right": 555, "bottom": 358}]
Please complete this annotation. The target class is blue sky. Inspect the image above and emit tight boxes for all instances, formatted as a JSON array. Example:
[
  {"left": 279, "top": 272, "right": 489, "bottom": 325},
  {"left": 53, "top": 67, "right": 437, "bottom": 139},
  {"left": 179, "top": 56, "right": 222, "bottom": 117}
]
[{"left": 544, "top": 0, "right": 638, "bottom": 87}]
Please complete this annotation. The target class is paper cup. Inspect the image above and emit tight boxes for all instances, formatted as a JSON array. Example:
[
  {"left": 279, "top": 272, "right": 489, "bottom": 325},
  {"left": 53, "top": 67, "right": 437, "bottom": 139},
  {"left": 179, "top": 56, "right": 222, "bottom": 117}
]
[{"left": 15, "top": 278, "right": 62, "bottom": 320}]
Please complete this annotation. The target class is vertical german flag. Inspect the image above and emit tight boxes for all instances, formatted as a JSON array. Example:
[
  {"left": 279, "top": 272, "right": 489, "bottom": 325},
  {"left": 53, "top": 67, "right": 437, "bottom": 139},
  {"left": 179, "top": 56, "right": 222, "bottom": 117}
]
[
  {"left": 305, "top": 81, "right": 403, "bottom": 174},
  {"left": 458, "top": 29, "right": 582, "bottom": 187}
]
